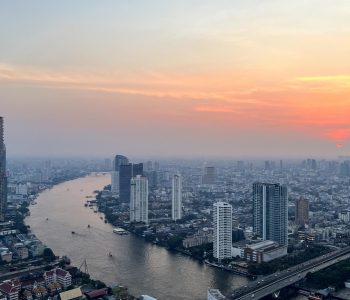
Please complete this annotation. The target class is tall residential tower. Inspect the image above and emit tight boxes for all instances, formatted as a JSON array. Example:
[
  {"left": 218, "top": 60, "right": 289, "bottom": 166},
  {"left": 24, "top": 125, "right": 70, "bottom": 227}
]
[
  {"left": 172, "top": 174, "right": 182, "bottom": 221},
  {"left": 253, "top": 183, "right": 288, "bottom": 246},
  {"left": 0, "top": 117, "right": 7, "bottom": 221},
  {"left": 130, "top": 175, "right": 148, "bottom": 224},
  {"left": 213, "top": 202, "right": 232, "bottom": 260}
]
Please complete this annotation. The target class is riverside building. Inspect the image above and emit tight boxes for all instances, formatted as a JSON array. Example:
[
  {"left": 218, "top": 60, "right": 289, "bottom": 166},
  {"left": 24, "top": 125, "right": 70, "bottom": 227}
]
[
  {"left": 130, "top": 175, "right": 149, "bottom": 224},
  {"left": 213, "top": 202, "right": 232, "bottom": 260}
]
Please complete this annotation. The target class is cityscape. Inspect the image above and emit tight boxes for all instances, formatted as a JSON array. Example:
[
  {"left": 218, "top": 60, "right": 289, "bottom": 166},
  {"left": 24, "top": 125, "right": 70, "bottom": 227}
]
[{"left": 1, "top": 1, "right": 350, "bottom": 300}]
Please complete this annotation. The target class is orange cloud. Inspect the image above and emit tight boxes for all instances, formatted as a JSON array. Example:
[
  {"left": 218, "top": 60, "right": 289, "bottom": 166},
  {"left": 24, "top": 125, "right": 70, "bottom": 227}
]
[{"left": 1, "top": 63, "right": 350, "bottom": 147}]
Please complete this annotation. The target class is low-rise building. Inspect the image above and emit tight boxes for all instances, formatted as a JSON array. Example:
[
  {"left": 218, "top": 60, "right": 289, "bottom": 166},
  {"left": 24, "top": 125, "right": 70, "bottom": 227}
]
[
  {"left": 13, "top": 243, "right": 29, "bottom": 260},
  {"left": 183, "top": 228, "right": 213, "bottom": 248},
  {"left": 85, "top": 288, "right": 108, "bottom": 300},
  {"left": 43, "top": 268, "right": 72, "bottom": 290},
  {"left": 59, "top": 287, "right": 83, "bottom": 300},
  {"left": 0, "top": 280, "right": 21, "bottom": 300},
  {"left": 298, "top": 231, "right": 316, "bottom": 243},
  {"left": 0, "top": 247, "right": 12, "bottom": 263},
  {"left": 232, "top": 240, "right": 287, "bottom": 263}
]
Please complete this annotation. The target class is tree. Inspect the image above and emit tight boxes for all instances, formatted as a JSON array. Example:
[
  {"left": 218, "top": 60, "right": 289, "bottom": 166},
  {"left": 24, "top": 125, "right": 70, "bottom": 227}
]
[
  {"left": 167, "top": 236, "right": 183, "bottom": 250},
  {"left": 43, "top": 248, "right": 56, "bottom": 262}
]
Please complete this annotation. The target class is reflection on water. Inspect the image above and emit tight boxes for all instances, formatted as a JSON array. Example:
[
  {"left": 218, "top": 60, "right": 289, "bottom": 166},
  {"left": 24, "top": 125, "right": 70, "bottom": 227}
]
[{"left": 26, "top": 174, "right": 248, "bottom": 300}]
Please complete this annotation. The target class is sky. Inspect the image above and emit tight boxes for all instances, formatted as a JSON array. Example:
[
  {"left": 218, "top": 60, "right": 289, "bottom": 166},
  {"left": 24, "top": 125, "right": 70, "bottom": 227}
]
[{"left": 1, "top": 0, "right": 350, "bottom": 158}]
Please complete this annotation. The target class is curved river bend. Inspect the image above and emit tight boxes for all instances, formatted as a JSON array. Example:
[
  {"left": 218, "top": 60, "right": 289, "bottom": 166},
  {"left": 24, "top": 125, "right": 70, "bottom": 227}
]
[{"left": 26, "top": 174, "right": 250, "bottom": 299}]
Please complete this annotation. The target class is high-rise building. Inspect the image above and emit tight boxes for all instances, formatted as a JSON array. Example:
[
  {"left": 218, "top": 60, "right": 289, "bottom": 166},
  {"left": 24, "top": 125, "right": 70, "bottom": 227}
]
[
  {"left": 213, "top": 202, "right": 232, "bottom": 260},
  {"left": 172, "top": 174, "right": 182, "bottom": 221},
  {"left": 0, "top": 117, "right": 7, "bottom": 221},
  {"left": 253, "top": 183, "right": 288, "bottom": 246},
  {"left": 264, "top": 160, "right": 271, "bottom": 171},
  {"left": 111, "top": 155, "right": 129, "bottom": 194},
  {"left": 130, "top": 175, "right": 148, "bottom": 224},
  {"left": 119, "top": 164, "right": 132, "bottom": 201},
  {"left": 119, "top": 163, "right": 143, "bottom": 202},
  {"left": 295, "top": 196, "right": 309, "bottom": 226},
  {"left": 202, "top": 166, "right": 216, "bottom": 184}
]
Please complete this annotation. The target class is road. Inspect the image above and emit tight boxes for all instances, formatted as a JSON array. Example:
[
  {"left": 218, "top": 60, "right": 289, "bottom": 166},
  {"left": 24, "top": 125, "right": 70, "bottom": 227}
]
[
  {"left": 230, "top": 246, "right": 350, "bottom": 300},
  {"left": 0, "top": 261, "right": 58, "bottom": 282}
]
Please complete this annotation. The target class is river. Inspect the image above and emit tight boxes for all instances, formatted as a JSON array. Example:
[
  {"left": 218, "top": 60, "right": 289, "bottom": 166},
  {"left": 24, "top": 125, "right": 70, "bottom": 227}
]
[{"left": 26, "top": 173, "right": 250, "bottom": 300}]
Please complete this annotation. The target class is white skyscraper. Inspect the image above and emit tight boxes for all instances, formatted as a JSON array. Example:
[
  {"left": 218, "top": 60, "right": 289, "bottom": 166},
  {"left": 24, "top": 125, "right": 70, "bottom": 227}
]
[
  {"left": 213, "top": 202, "right": 232, "bottom": 260},
  {"left": 172, "top": 174, "right": 182, "bottom": 221},
  {"left": 130, "top": 175, "right": 148, "bottom": 224}
]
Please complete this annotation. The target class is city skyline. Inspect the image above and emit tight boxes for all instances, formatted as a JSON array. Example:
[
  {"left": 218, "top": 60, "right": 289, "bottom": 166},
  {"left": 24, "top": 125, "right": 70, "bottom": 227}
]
[
  {"left": 1, "top": 1, "right": 350, "bottom": 158},
  {"left": 1, "top": 2, "right": 350, "bottom": 300}
]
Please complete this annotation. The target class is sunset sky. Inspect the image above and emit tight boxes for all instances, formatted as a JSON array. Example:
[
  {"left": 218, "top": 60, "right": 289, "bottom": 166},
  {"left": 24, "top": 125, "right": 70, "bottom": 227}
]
[{"left": 1, "top": 0, "right": 350, "bottom": 158}]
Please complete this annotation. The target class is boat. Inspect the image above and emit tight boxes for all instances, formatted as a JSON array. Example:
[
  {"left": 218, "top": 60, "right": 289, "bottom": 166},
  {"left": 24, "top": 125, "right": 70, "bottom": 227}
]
[
  {"left": 108, "top": 252, "right": 113, "bottom": 257},
  {"left": 46, "top": 218, "right": 49, "bottom": 221},
  {"left": 345, "top": 280, "right": 350, "bottom": 288},
  {"left": 87, "top": 224, "right": 91, "bottom": 228},
  {"left": 71, "top": 231, "right": 75, "bottom": 234},
  {"left": 204, "top": 260, "right": 224, "bottom": 270},
  {"left": 113, "top": 228, "right": 129, "bottom": 235},
  {"left": 31, "top": 201, "right": 37, "bottom": 205},
  {"left": 62, "top": 255, "right": 71, "bottom": 265},
  {"left": 308, "top": 294, "right": 322, "bottom": 300}
]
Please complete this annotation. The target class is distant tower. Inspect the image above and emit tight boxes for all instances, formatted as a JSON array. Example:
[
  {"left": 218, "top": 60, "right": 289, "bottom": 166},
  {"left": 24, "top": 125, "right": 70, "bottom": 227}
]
[
  {"left": 172, "top": 174, "right": 182, "bottom": 221},
  {"left": 202, "top": 166, "right": 216, "bottom": 185},
  {"left": 213, "top": 202, "right": 232, "bottom": 260},
  {"left": 111, "top": 155, "right": 129, "bottom": 194},
  {"left": 253, "top": 183, "right": 288, "bottom": 246},
  {"left": 0, "top": 117, "right": 7, "bottom": 221},
  {"left": 130, "top": 175, "right": 148, "bottom": 224},
  {"left": 295, "top": 196, "right": 309, "bottom": 226}
]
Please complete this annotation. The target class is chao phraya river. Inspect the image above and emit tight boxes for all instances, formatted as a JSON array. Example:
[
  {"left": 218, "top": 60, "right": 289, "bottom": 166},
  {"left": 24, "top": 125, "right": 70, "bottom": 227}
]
[{"left": 26, "top": 174, "right": 249, "bottom": 300}]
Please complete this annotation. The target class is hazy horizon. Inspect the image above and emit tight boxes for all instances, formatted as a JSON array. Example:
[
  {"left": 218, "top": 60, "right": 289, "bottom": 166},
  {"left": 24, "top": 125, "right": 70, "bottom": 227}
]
[{"left": 1, "top": 1, "right": 350, "bottom": 158}]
